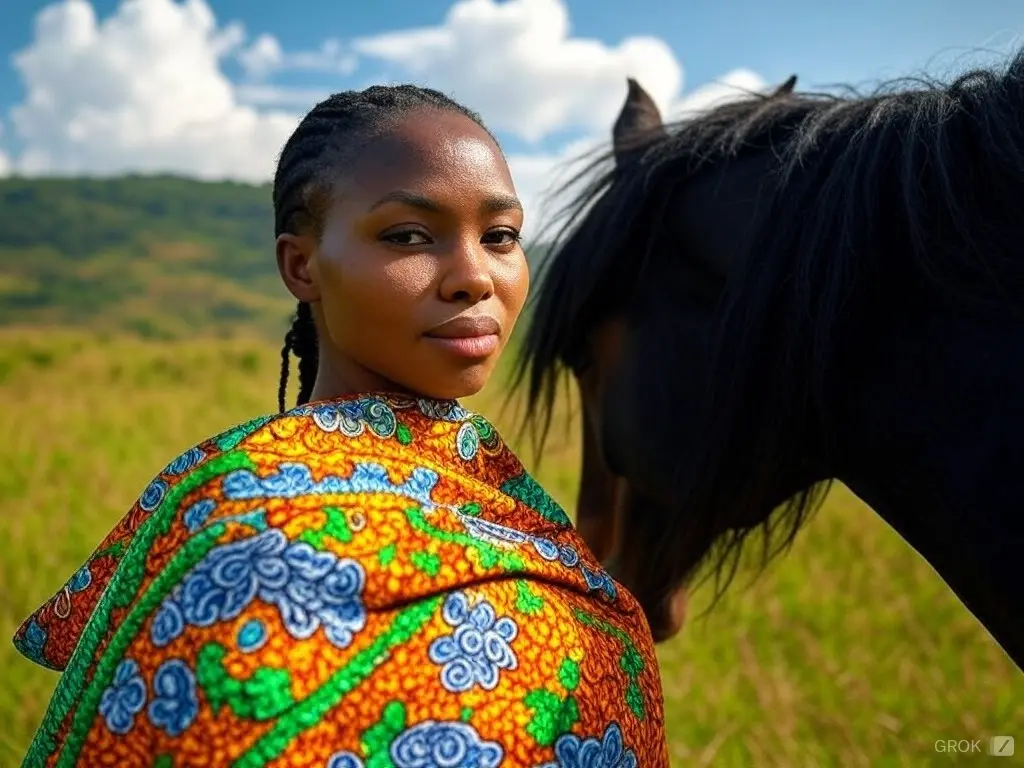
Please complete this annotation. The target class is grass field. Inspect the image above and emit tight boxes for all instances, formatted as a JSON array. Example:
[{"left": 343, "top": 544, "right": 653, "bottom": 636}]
[{"left": 0, "top": 329, "right": 1020, "bottom": 766}]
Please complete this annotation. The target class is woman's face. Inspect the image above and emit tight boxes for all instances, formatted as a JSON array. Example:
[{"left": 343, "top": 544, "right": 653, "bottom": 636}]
[{"left": 277, "top": 108, "right": 529, "bottom": 401}]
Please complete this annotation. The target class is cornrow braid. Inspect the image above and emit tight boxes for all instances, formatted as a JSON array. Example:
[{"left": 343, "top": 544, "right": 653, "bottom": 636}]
[
  {"left": 277, "top": 302, "right": 318, "bottom": 412},
  {"left": 273, "top": 84, "right": 493, "bottom": 412}
]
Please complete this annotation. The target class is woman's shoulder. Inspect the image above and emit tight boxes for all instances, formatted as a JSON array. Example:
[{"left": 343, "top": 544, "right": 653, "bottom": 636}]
[
  {"left": 217, "top": 393, "right": 572, "bottom": 527},
  {"left": 149, "top": 393, "right": 510, "bottom": 486},
  {"left": 13, "top": 394, "right": 578, "bottom": 672},
  {"left": 18, "top": 394, "right": 667, "bottom": 766}
]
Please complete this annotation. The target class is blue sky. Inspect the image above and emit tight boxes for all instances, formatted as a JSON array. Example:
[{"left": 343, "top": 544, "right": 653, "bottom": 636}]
[
  {"left": 3, "top": 0, "right": 1020, "bottom": 109},
  {"left": 0, "top": 0, "right": 1021, "bottom": 231}
]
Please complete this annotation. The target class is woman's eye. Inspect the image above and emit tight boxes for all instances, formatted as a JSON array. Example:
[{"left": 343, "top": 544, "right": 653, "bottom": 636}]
[
  {"left": 382, "top": 229, "right": 432, "bottom": 246},
  {"left": 484, "top": 228, "right": 521, "bottom": 247}
]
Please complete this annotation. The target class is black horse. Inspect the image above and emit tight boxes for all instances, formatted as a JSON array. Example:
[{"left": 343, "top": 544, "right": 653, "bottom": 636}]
[{"left": 516, "top": 54, "right": 1024, "bottom": 669}]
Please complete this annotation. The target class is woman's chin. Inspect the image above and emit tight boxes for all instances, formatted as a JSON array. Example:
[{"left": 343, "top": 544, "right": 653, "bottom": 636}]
[{"left": 409, "top": 363, "right": 497, "bottom": 402}]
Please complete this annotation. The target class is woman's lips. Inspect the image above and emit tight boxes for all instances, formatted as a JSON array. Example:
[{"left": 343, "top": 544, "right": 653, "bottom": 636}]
[
  {"left": 424, "top": 314, "right": 501, "bottom": 359},
  {"left": 424, "top": 333, "right": 500, "bottom": 359}
]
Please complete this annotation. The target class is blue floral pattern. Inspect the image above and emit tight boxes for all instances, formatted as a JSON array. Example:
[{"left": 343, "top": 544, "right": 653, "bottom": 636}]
[
  {"left": 164, "top": 446, "right": 206, "bottom": 476},
  {"left": 390, "top": 720, "right": 503, "bottom": 767},
  {"left": 306, "top": 397, "right": 397, "bottom": 439},
  {"left": 413, "top": 399, "right": 470, "bottom": 423},
  {"left": 149, "top": 528, "right": 366, "bottom": 649},
  {"left": 428, "top": 592, "right": 517, "bottom": 693},
  {"left": 139, "top": 477, "right": 169, "bottom": 513},
  {"left": 452, "top": 416, "right": 500, "bottom": 461},
  {"left": 542, "top": 723, "right": 637, "bottom": 768},
  {"left": 17, "top": 619, "right": 47, "bottom": 662},
  {"left": 98, "top": 659, "right": 147, "bottom": 735},
  {"left": 150, "top": 598, "right": 185, "bottom": 648},
  {"left": 579, "top": 566, "right": 617, "bottom": 601},
  {"left": 147, "top": 659, "right": 199, "bottom": 737},
  {"left": 67, "top": 565, "right": 93, "bottom": 593},
  {"left": 458, "top": 514, "right": 615, "bottom": 601},
  {"left": 236, "top": 618, "right": 268, "bottom": 652},
  {"left": 326, "top": 752, "right": 364, "bottom": 768},
  {"left": 456, "top": 421, "right": 481, "bottom": 461},
  {"left": 182, "top": 498, "right": 217, "bottom": 533},
  {"left": 222, "top": 461, "right": 438, "bottom": 509}
]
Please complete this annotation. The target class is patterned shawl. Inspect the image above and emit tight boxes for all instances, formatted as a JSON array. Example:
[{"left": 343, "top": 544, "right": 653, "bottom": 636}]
[{"left": 14, "top": 394, "right": 667, "bottom": 767}]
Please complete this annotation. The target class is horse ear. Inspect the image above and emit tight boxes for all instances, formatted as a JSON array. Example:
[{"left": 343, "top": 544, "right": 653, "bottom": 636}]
[
  {"left": 613, "top": 77, "right": 667, "bottom": 165},
  {"left": 772, "top": 74, "right": 797, "bottom": 96}
]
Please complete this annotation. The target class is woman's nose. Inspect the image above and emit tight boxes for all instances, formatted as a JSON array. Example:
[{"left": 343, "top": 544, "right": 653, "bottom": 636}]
[{"left": 439, "top": 244, "right": 494, "bottom": 303}]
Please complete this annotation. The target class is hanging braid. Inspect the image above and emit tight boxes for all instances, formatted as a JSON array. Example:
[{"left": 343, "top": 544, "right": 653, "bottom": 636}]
[
  {"left": 273, "top": 85, "right": 493, "bottom": 412},
  {"left": 277, "top": 301, "right": 318, "bottom": 413}
]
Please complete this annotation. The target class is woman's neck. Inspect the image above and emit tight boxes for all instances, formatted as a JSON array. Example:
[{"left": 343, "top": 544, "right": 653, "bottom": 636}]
[{"left": 309, "top": 353, "right": 414, "bottom": 404}]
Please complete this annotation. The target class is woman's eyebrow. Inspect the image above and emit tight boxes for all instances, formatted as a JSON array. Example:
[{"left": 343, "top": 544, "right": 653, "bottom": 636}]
[
  {"left": 368, "top": 190, "right": 523, "bottom": 215},
  {"left": 369, "top": 190, "right": 441, "bottom": 212},
  {"left": 481, "top": 193, "right": 523, "bottom": 214}
]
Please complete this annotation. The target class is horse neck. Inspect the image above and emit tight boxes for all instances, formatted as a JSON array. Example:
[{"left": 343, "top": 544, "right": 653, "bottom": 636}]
[{"left": 830, "top": 302, "right": 1024, "bottom": 668}]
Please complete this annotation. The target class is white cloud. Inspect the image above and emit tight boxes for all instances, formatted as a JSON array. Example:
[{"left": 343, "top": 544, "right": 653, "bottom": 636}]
[
  {"left": 237, "top": 34, "right": 357, "bottom": 81},
  {"left": 236, "top": 33, "right": 283, "bottom": 79},
  {"left": 353, "top": 0, "right": 683, "bottom": 143},
  {"left": 234, "top": 85, "right": 331, "bottom": 109},
  {"left": 671, "top": 68, "right": 768, "bottom": 120},
  {"left": 7, "top": 0, "right": 298, "bottom": 181},
  {"left": 2, "top": 0, "right": 771, "bottom": 237},
  {"left": 506, "top": 70, "right": 772, "bottom": 238}
]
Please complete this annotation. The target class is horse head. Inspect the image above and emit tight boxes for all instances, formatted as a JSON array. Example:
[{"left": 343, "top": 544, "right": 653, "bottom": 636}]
[{"left": 549, "top": 74, "right": 818, "bottom": 641}]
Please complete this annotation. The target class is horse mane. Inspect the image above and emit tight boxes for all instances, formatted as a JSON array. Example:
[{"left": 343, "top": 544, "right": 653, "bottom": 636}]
[{"left": 515, "top": 50, "right": 1024, "bottom": 591}]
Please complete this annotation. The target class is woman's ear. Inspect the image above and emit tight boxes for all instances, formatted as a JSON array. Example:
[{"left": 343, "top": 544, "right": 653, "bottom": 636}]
[{"left": 276, "top": 233, "right": 321, "bottom": 303}]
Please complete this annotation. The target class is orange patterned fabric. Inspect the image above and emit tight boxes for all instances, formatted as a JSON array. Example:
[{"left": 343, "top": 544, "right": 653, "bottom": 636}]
[{"left": 16, "top": 394, "right": 667, "bottom": 767}]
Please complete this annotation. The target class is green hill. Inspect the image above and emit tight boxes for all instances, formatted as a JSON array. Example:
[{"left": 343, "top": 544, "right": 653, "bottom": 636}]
[
  {"left": 0, "top": 175, "right": 285, "bottom": 338},
  {"left": 0, "top": 175, "right": 550, "bottom": 339}
]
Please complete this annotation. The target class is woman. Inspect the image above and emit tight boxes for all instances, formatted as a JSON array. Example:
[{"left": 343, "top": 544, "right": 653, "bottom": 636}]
[{"left": 14, "top": 86, "right": 668, "bottom": 767}]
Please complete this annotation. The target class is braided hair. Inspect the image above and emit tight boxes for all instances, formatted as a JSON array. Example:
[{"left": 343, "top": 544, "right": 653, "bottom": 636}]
[{"left": 273, "top": 85, "right": 493, "bottom": 413}]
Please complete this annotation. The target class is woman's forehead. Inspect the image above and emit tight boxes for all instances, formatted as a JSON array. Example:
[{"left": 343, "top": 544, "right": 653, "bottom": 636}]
[{"left": 346, "top": 111, "right": 513, "bottom": 193}]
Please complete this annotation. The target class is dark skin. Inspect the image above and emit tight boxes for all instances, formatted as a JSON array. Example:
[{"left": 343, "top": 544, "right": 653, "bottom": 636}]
[{"left": 276, "top": 108, "right": 529, "bottom": 402}]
